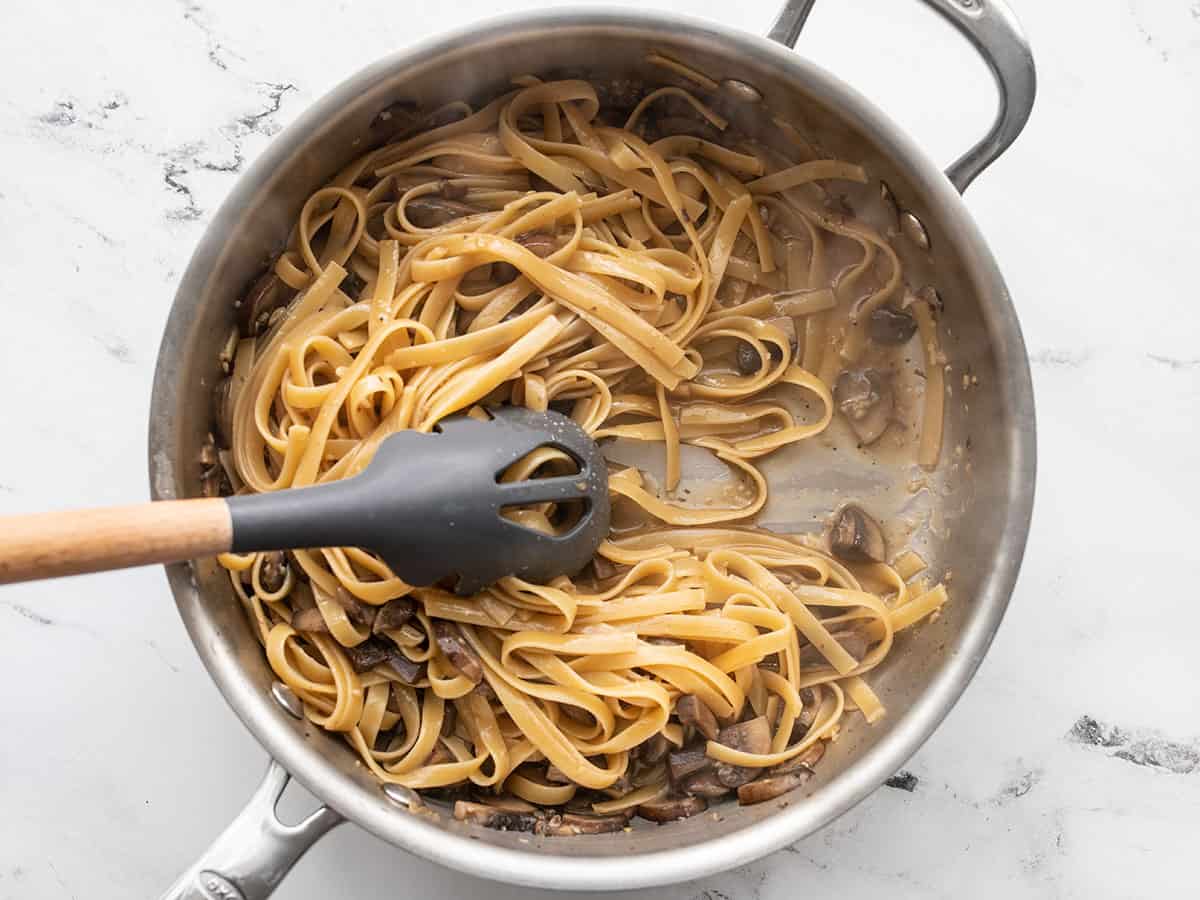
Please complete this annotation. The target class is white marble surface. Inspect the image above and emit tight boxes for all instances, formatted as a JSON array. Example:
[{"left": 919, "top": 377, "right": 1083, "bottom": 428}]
[{"left": 2, "top": 1, "right": 1199, "bottom": 897}]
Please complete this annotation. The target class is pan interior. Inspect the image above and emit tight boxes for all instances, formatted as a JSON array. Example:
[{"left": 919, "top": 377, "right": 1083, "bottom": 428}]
[{"left": 152, "top": 13, "right": 1027, "bottom": 879}]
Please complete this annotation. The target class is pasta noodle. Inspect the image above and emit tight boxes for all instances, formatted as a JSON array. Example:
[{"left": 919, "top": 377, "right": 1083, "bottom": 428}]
[{"left": 212, "top": 73, "right": 949, "bottom": 829}]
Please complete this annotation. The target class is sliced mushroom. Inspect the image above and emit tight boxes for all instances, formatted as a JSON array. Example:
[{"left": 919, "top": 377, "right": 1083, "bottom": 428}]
[
  {"left": 545, "top": 764, "right": 572, "bottom": 785},
  {"left": 737, "top": 771, "right": 810, "bottom": 805},
  {"left": 637, "top": 733, "right": 671, "bottom": 766},
  {"left": 833, "top": 368, "right": 893, "bottom": 445},
  {"left": 236, "top": 268, "right": 290, "bottom": 337},
  {"left": 368, "top": 100, "right": 423, "bottom": 142},
  {"left": 516, "top": 231, "right": 559, "bottom": 258},
  {"left": 437, "top": 179, "right": 469, "bottom": 201},
  {"left": 668, "top": 745, "right": 712, "bottom": 784},
  {"left": 712, "top": 716, "right": 771, "bottom": 788},
  {"left": 405, "top": 196, "right": 480, "bottom": 228},
  {"left": 384, "top": 651, "right": 425, "bottom": 685},
  {"left": 589, "top": 555, "right": 623, "bottom": 582},
  {"left": 326, "top": 587, "right": 378, "bottom": 629},
  {"left": 441, "top": 701, "right": 458, "bottom": 738},
  {"left": 543, "top": 812, "right": 630, "bottom": 836},
  {"left": 212, "top": 377, "right": 234, "bottom": 449},
  {"left": 426, "top": 742, "right": 453, "bottom": 766},
  {"left": 675, "top": 695, "right": 719, "bottom": 741},
  {"left": 290, "top": 607, "right": 330, "bottom": 634},
  {"left": 432, "top": 620, "right": 484, "bottom": 683},
  {"left": 453, "top": 800, "right": 543, "bottom": 833},
  {"left": 344, "top": 637, "right": 394, "bottom": 673},
  {"left": 637, "top": 794, "right": 708, "bottom": 823},
  {"left": 259, "top": 552, "right": 288, "bottom": 594},
  {"left": 771, "top": 739, "right": 826, "bottom": 776},
  {"left": 827, "top": 504, "right": 886, "bottom": 563},
  {"left": 735, "top": 338, "right": 783, "bottom": 375},
  {"left": 679, "top": 769, "right": 731, "bottom": 799},
  {"left": 373, "top": 597, "right": 416, "bottom": 633},
  {"left": 868, "top": 305, "right": 917, "bottom": 345},
  {"left": 799, "top": 630, "right": 870, "bottom": 667},
  {"left": 766, "top": 316, "right": 798, "bottom": 361},
  {"left": 339, "top": 269, "right": 367, "bottom": 300}
]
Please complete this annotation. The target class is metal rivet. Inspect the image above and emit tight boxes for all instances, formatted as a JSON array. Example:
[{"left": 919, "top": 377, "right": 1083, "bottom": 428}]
[
  {"left": 270, "top": 680, "right": 304, "bottom": 719},
  {"left": 383, "top": 783, "right": 421, "bottom": 809},
  {"left": 720, "top": 79, "right": 763, "bottom": 104},
  {"left": 900, "top": 210, "right": 931, "bottom": 251}
]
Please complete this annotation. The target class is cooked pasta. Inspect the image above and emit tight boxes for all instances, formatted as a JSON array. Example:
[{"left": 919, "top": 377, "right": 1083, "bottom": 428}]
[{"left": 210, "top": 71, "right": 948, "bottom": 830}]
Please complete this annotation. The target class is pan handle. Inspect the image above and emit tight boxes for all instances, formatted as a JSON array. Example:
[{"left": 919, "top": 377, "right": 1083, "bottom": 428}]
[
  {"left": 159, "top": 760, "right": 343, "bottom": 900},
  {"left": 767, "top": 0, "right": 1036, "bottom": 192}
]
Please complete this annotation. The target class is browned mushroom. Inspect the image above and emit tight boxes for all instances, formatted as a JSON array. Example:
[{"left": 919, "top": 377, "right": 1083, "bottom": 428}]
[
  {"left": 711, "top": 716, "right": 771, "bottom": 788},
  {"left": 473, "top": 680, "right": 498, "bottom": 702},
  {"left": 339, "top": 269, "right": 367, "bottom": 300},
  {"left": 543, "top": 812, "right": 630, "bottom": 836},
  {"left": 637, "top": 794, "right": 708, "bottom": 823},
  {"left": 637, "top": 733, "right": 671, "bottom": 766},
  {"left": 290, "top": 607, "right": 329, "bottom": 634},
  {"left": 589, "top": 554, "right": 623, "bottom": 582},
  {"left": 433, "top": 620, "right": 484, "bottom": 683},
  {"left": 368, "top": 100, "right": 423, "bottom": 143},
  {"left": 326, "top": 586, "right": 378, "bottom": 629},
  {"left": 405, "top": 195, "right": 480, "bottom": 228},
  {"left": 737, "top": 771, "right": 810, "bottom": 805},
  {"left": 771, "top": 739, "right": 825, "bottom": 776},
  {"left": 545, "top": 764, "right": 572, "bottom": 785},
  {"left": 827, "top": 504, "right": 886, "bottom": 563},
  {"left": 675, "top": 694, "right": 719, "bottom": 741},
  {"left": 212, "top": 377, "right": 234, "bottom": 449},
  {"left": 235, "top": 268, "right": 291, "bottom": 337},
  {"left": 344, "top": 638, "right": 394, "bottom": 672},
  {"left": 868, "top": 305, "right": 917, "bottom": 345},
  {"left": 668, "top": 745, "right": 712, "bottom": 784},
  {"left": 833, "top": 368, "right": 893, "bottom": 445},
  {"left": 798, "top": 630, "right": 870, "bottom": 667},
  {"left": 453, "top": 800, "right": 543, "bottom": 833},
  {"left": 679, "top": 769, "right": 731, "bottom": 799},
  {"left": 259, "top": 552, "right": 288, "bottom": 594},
  {"left": 765, "top": 316, "right": 798, "bottom": 360},
  {"left": 373, "top": 597, "right": 416, "bottom": 633},
  {"left": 441, "top": 701, "right": 458, "bottom": 738},
  {"left": 384, "top": 651, "right": 425, "bottom": 685},
  {"left": 493, "top": 231, "right": 560, "bottom": 283}
]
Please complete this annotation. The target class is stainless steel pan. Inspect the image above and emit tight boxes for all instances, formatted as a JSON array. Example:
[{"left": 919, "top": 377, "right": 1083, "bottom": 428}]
[{"left": 149, "top": 1, "right": 1037, "bottom": 895}]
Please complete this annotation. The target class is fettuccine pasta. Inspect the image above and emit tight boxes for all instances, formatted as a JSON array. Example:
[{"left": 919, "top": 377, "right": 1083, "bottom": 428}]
[{"left": 208, "top": 72, "right": 948, "bottom": 832}]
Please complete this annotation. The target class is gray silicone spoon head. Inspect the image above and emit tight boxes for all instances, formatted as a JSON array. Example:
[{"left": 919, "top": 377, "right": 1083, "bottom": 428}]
[{"left": 226, "top": 407, "right": 611, "bottom": 594}]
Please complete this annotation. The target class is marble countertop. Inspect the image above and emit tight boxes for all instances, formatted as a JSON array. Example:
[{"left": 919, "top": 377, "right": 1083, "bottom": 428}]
[{"left": 2, "top": 1, "right": 1198, "bottom": 897}]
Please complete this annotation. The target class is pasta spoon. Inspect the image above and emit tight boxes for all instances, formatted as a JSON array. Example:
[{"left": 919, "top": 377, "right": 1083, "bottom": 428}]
[{"left": 0, "top": 407, "right": 609, "bottom": 594}]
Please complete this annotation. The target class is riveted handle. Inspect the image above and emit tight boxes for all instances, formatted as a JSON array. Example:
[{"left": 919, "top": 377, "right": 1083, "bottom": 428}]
[
  {"left": 768, "top": 0, "right": 1037, "bottom": 192},
  {"left": 159, "top": 760, "right": 343, "bottom": 900}
]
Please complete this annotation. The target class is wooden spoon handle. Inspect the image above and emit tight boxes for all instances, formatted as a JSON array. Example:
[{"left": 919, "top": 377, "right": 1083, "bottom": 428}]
[{"left": 0, "top": 498, "right": 232, "bottom": 584}]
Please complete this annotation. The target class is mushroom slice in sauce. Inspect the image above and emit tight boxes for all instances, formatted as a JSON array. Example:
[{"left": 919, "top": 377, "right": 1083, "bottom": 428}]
[
  {"left": 827, "top": 504, "right": 886, "bottom": 563},
  {"left": 373, "top": 597, "right": 416, "bottom": 633},
  {"left": 432, "top": 620, "right": 484, "bottom": 683},
  {"left": 290, "top": 607, "right": 330, "bottom": 634},
  {"left": 259, "top": 552, "right": 288, "bottom": 594},
  {"left": 384, "top": 651, "right": 425, "bottom": 685},
  {"left": 668, "top": 745, "right": 712, "bottom": 784},
  {"left": 711, "top": 716, "right": 771, "bottom": 788},
  {"left": 327, "top": 587, "right": 378, "bottom": 629},
  {"left": 344, "top": 638, "right": 394, "bottom": 672},
  {"left": 833, "top": 368, "right": 892, "bottom": 446},
  {"left": 737, "top": 770, "right": 810, "bottom": 805},
  {"left": 404, "top": 196, "right": 480, "bottom": 228},
  {"left": 636, "top": 794, "right": 708, "bottom": 823},
  {"left": 543, "top": 812, "right": 630, "bottom": 836},
  {"left": 679, "top": 769, "right": 731, "bottom": 799},
  {"left": 637, "top": 733, "right": 671, "bottom": 766},
  {"left": 236, "top": 268, "right": 291, "bottom": 338},
  {"left": 675, "top": 694, "right": 719, "bottom": 741},
  {"left": 770, "top": 739, "right": 826, "bottom": 776},
  {"left": 868, "top": 305, "right": 918, "bottom": 345},
  {"left": 453, "top": 800, "right": 542, "bottom": 833}
]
